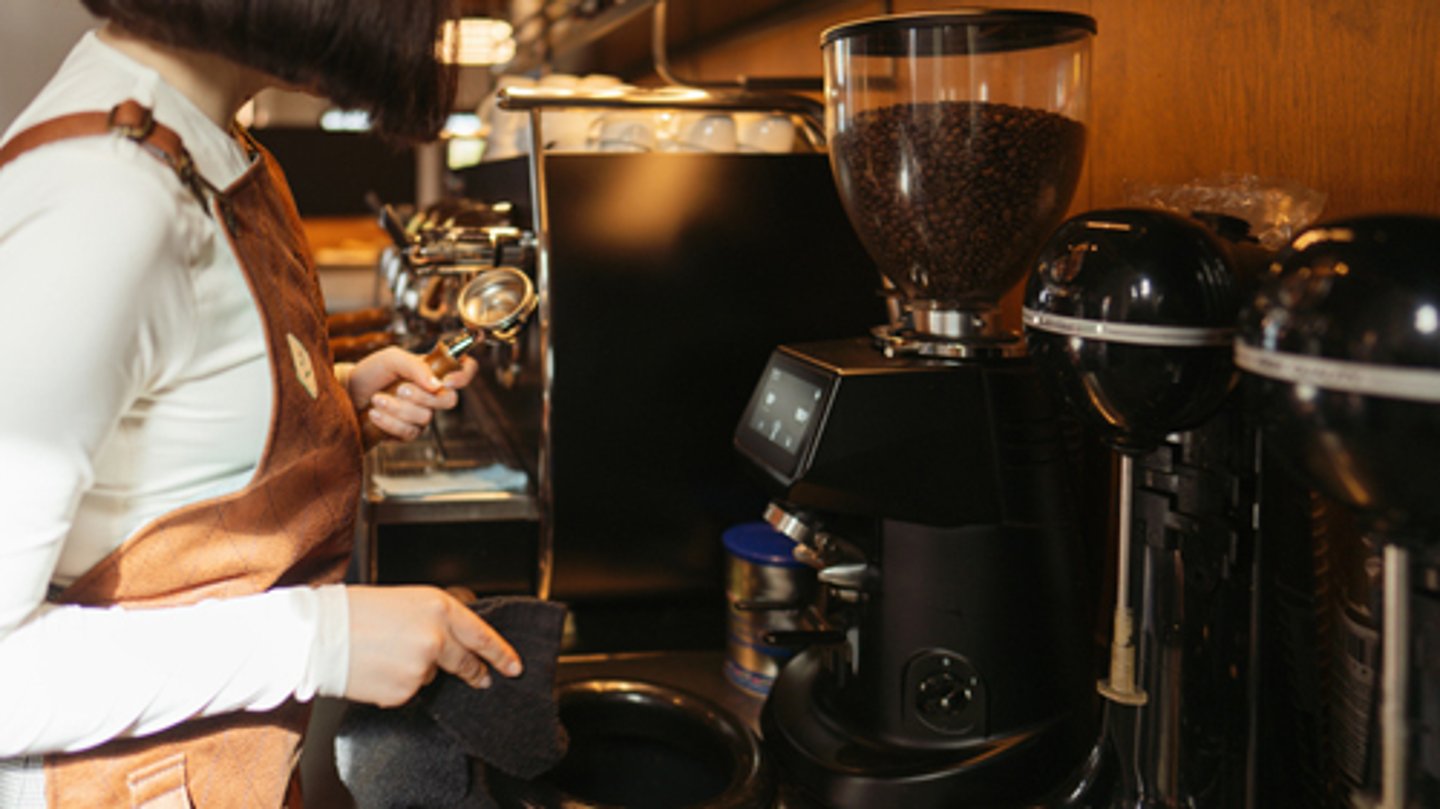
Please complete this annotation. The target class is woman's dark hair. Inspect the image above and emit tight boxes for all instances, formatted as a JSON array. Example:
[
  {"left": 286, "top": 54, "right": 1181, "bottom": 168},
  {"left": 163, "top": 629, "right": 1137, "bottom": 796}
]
[{"left": 81, "top": 0, "right": 459, "bottom": 141}]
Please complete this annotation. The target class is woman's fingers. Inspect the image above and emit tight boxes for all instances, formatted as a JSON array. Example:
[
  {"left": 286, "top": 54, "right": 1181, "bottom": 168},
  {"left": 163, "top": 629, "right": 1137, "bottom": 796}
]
[
  {"left": 350, "top": 348, "right": 478, "bottom": 443},
  {"left": 441, "top": 597, "right": 523, "bottom": 684},
  {"left": 426, "top": 597, "right": 523, "bottom": 691},
  {"left": 365, "top": 382, "right": 455, "bottom": 438},
  {"left": 377, "top": 382, "right": 457, "bottom": 415},
  {"left": 344, "top": 586, "right": 522, "bottom": 708},
  {"left": 364, "top": 403, "right": 423, "bottom": 441},
  {"left": 436, "top": 640, "right": 491, "bottom": 689}
]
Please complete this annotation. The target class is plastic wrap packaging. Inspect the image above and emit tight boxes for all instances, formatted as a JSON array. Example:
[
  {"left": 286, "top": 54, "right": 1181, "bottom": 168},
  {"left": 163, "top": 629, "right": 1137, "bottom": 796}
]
[{"left": 1126, "top": 173, "right": 1327, "bottom": 251}]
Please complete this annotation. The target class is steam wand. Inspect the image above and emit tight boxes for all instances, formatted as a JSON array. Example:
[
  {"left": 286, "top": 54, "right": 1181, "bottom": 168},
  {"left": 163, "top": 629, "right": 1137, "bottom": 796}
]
[{"left": 1098, "top": 453, "right": 1148, "bottom": 707}]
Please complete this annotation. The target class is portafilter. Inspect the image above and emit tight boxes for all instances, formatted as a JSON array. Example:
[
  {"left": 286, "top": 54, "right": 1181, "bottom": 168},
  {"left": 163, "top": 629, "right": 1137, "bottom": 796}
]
[{"left": 358, "top": 266, "right": 536, "bottom": 446}]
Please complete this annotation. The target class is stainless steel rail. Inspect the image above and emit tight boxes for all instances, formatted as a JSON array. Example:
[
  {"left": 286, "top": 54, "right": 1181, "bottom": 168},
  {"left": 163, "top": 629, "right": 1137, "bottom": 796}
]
[{"left": 498, "top": 85, "right": 825, "bottom": 148}]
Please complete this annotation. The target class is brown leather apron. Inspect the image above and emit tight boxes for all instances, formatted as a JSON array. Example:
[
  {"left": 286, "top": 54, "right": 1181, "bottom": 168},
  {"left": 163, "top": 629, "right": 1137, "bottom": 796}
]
[{"left": 0, "top": 101, "right": 364, "bottom": 808}]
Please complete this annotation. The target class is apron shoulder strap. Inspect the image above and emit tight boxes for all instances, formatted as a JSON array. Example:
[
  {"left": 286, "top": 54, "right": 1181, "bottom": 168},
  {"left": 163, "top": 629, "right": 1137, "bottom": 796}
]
[{"left": 0, "top": 100, "right": 215, "bottom": 210}]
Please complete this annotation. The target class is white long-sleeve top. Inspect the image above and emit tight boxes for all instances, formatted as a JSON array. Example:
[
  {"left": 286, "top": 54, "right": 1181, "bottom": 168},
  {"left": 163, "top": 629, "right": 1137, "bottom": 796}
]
[{"left": 0, "top": 31, "right": 350, "bottom": 806}]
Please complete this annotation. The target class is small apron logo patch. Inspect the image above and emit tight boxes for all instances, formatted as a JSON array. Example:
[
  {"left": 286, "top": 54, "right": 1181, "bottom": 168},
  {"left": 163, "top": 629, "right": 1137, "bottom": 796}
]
[{"left": 287, "top": 333, "right": 319, "bottom": 399}]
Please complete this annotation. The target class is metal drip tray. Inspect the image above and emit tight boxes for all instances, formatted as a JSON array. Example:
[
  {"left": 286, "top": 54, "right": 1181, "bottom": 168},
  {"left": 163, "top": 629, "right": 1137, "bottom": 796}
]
[
  {"left": 363, "top": 385, "right": 536, "bottom": 515},
  {"left": 356, "top": 383, "right": 540, "bottom": 584}
]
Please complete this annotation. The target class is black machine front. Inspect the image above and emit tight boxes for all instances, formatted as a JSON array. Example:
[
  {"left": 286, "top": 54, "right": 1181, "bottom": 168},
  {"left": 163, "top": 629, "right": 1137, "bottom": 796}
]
[
  {"left": 734, "top": 339, "right": 1101, "bottom": 807},
  {"left": 738, "top": 340, "right": 1078, "bottom": 531}
]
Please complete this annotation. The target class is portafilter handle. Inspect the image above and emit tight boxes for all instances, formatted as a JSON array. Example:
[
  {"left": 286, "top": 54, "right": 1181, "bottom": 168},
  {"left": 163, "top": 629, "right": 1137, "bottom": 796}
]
[
  {"left": 356, "top": 330, "right": 475, "bottom": 448},
  {"left": 357, "top": 267, "right": 536, "bottom": 448}
]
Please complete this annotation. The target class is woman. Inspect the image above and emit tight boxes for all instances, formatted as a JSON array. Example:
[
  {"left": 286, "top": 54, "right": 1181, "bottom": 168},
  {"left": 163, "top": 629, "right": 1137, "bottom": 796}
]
[{"left": 0, "top": 1, "right": 523, "bottom": 806}]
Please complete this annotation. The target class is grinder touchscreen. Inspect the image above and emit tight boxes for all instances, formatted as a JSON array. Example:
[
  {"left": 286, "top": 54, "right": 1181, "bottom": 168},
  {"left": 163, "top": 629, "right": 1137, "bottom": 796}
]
[{"left": 747, "top": 366, "right": 823, "bottom": 457}]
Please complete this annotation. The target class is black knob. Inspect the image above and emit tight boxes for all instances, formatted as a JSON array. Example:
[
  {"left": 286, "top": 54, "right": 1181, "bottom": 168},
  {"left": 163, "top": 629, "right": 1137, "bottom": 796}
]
[{"left": 917, "top": 670, "right": 973, "bottom": 718}]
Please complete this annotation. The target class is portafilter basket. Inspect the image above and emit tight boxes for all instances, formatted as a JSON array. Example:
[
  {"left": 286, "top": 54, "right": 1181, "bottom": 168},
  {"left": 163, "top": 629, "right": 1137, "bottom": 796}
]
[{"left": 457, "top": 266, "right": 537, "bottom": 343}]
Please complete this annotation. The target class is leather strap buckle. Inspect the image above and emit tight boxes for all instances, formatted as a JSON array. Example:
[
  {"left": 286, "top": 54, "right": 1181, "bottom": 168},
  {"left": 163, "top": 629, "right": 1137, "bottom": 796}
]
[{"left": 107, "top": 102, "right": 156, "bottom": 142}]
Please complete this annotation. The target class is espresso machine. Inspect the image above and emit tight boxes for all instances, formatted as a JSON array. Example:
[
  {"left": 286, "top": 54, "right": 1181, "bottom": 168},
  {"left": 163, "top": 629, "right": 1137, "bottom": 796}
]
[
  {"left": 375, "top": 198, "right": 534, "bottom": 353},
  {"left": 732, "top": 11, "right": 1102, "bottom": 807},
  {"left": 1238, "top": 215, "right": 1440, "bottom": 809}
]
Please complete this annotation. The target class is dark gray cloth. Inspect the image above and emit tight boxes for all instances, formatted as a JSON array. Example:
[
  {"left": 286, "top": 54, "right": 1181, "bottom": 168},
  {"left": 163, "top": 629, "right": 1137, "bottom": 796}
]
[
  {"left": 334, "top": 700, "right": 488, "bottom": 809},
  {"left": 419, "top": 597, "right": 569, "bottom": 777},
  {"left": 335, "top": 596, "right": 569, "bottom": 809}
]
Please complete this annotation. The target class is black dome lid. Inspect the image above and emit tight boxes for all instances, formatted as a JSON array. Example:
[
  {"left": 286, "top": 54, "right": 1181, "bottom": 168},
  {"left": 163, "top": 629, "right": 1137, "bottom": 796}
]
[
  {"left": 1238, "top": 214, "right": 1440, "bottom": 373},
  {"left": 1024, "top": 208, "right": 1240, "bottom": 334},
  {"left": 1238, "top": 215, "right": 1440, "bottom": 541},
  {"left": 1022, "top": 209, "right": 1245, "bottom": 451}
]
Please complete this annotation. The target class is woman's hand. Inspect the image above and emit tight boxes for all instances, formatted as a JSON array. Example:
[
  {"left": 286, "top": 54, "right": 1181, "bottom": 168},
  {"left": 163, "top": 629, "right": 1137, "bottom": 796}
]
[
  {"left": 346, "top": 346, "right": 479, "bottom": 442},
  {"left": 343, "top": 585, "right": 523, "bottom": 708}
]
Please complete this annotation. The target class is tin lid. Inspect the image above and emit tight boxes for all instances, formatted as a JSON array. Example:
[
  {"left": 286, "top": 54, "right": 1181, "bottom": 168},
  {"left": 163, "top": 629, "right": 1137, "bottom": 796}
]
[{"left": 722, "top": 522, "right": 804, "bottom": 568}]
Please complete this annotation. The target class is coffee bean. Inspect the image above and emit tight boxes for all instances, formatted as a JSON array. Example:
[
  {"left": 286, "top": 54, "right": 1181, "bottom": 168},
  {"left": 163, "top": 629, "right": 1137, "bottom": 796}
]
[{"left": 832, "top": 100, "right": 1086, "bottom": 307}]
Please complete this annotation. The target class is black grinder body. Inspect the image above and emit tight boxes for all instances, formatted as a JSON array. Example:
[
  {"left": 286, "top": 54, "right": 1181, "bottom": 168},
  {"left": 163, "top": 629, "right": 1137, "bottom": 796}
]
[{"left": 735, "top": 337, "right": 1099, "bottom": 807}]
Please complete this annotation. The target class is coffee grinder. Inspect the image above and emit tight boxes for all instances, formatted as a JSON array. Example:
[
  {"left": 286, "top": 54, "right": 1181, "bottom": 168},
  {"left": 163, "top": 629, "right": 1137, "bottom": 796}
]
[
  {"left": 732, "top": 11, "right": 1101, "bottom": 807},
  {"left": 1024, "top": 209, "right": 1262, "bottom": 807},
  {"left": 1238, "top": 215, "right": 1440, "bottom": 809}
]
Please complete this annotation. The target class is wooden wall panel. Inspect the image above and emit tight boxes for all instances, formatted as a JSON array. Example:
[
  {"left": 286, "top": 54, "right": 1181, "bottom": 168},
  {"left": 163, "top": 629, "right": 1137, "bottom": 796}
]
[
  {"left": 666, "top": 0, "right": 1440, "bottom": 221},
  {"left": 1087, "top": 0, "right": 1440, "bottom": 219},
  {"left": 671, "top": 0, "right": 880, "bottom": 81}
]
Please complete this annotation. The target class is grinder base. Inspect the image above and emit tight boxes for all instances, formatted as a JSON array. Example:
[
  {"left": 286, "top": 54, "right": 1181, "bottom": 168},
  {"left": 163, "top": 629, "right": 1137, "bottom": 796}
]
[{"left": 762, "top": 651, "right": 1106, "bottom": 809}]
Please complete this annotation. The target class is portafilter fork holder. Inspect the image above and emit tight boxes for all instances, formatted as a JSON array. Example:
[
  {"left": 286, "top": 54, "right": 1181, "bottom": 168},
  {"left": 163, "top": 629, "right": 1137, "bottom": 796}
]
[{"left": 1238, "top": 215, "right": 1440, "bottom": 809}]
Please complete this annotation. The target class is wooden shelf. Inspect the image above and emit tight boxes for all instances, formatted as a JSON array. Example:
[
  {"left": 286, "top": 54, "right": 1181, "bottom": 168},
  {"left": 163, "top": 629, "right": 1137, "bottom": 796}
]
[{"left": 504, "top": 0, "right": 657, "bottom": 75}]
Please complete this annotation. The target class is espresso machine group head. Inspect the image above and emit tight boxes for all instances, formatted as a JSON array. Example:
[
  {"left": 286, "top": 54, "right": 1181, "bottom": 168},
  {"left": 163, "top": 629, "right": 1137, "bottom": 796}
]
[{"left": 734, "top": 11, "right": 1103, "bottom": 807}]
